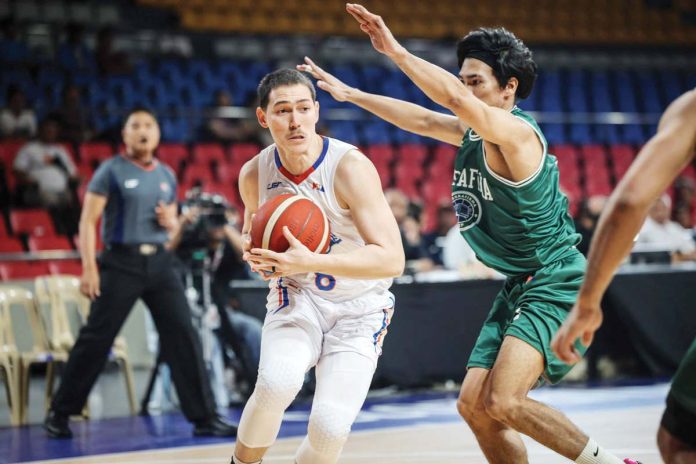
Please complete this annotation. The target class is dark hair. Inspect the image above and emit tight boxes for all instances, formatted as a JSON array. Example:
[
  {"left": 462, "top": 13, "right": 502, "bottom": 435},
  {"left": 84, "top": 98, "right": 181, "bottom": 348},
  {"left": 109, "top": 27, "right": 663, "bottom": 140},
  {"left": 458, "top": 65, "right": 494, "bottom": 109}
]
[
  {"left": 257, "top": 68, "right": 316, "bottom": 110},
  {"left": 122, "top": 107, "right": 158, "bottom": 127},
  {"left": 456, "top": 27, "right": 537, "bottom": 100},
  {"left": 6, "top": 84, "right": 23, "bottom": 101}
]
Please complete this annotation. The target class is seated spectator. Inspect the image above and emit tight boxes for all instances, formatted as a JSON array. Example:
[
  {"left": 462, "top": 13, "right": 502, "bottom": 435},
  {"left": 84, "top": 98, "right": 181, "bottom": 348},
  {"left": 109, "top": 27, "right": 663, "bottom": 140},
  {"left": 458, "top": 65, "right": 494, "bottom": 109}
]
[
  {"left": 574, "top": 195, "right": 608, "bottom": 256},
  {"left": 56, "top": 23, "right": 94, "bottom": 72},
  {"left": 1, "top": 85, "right": 37, "bottom": 138},
  {"left": 672, "top": 175, "right": 694, "bottom": 225},
  {"left": 441, "top": 224, "right": 502, "bottom": 279},
  {"left": 54, "top": 84, "right": 93, "bottom": 144},
  {"left": 421, "top": 202, "right": 457, "bottom": 266},
  {"left": 635, "top": 194, "right": 696, "bottom": 262},
  {"left": 0, "top": 17, "right": 30, "bottom": 67},
  {"left": 13, "top": 116, "right": 80, "bottom": 234},
  {"left": 385, "top": 188, "right": 434, "bottom": 273},
  {"left": 205, "top": 91, "right": 252, "bottom": 143}
]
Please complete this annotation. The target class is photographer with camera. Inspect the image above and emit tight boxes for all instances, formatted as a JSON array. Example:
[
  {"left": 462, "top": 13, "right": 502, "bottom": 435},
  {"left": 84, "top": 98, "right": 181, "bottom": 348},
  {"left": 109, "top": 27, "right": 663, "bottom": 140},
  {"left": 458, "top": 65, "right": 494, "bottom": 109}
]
[{"left": 168, "top": 189, "right": 262, "bottom": 401}]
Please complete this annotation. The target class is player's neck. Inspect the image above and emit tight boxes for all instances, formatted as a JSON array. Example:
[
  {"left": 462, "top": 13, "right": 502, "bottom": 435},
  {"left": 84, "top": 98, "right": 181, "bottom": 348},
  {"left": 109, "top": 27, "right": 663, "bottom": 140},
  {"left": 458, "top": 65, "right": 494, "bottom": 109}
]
[{"left": 277, "top": 135, "right": 323, "bottom": 175}]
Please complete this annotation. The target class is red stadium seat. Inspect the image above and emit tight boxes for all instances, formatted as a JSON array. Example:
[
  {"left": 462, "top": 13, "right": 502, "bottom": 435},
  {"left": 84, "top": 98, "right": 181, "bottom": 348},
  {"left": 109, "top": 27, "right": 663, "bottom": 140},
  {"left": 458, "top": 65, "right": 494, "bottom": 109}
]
[
  {"left": 157, "top": 143, "right": 189, "bottom": 168},
  {"left": 182, "top": 163, "right": 214, "bottom": 186},
  {"left": 397, "top": 144, "right": 428, "bottom": 165},
  {"left": 10, "top": 209, "right": 56, "bottom": 237},
  {"left": 27, "top": 236, "right": 73, "bottom": 251},
  {"left": 364, "top": 144, "right": 394, "bottom": 165},
  {"left": 0, "top": 140, "right": 26, "bottom": 169},
  {"left": 49, "top": 260, "right": 82, "bottom": 276},
  {"left": 0, "top": 262, "right": 51, "bottom": 281},
  {"left": 0, "top": 237, "right": 25, "bottom": 253},
  {"left": 0, "top": 218, "right": 8, "bottom": 237},
  {"left": 229, "top": 143, "right": 261, "bottom": 163},
  {"left": 76, "top": 162, "right": 94, "bottom": 179},
  {"left": 192, "top": 143, "right": 226, "bottom": 165},
  {"left": 217, "top": 164, "right": 241, "bottom": 184},
  {"left": 79, "top": 142, "right": 113, "bottom": 165}
]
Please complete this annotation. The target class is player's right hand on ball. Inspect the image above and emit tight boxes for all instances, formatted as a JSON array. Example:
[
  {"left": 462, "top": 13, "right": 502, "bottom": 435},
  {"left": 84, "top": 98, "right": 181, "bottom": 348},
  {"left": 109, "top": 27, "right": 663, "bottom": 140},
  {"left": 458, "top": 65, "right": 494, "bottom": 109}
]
[{"left": 80, "top": 268, "right": 101, "bottom": 301}]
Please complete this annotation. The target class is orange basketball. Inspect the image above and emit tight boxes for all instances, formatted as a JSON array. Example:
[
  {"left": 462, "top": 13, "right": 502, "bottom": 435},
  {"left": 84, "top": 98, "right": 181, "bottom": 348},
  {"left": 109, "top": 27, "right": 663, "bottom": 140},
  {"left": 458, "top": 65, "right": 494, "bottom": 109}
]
[{"left": 251, "top": 193, "right": 331, "bottom": 253}]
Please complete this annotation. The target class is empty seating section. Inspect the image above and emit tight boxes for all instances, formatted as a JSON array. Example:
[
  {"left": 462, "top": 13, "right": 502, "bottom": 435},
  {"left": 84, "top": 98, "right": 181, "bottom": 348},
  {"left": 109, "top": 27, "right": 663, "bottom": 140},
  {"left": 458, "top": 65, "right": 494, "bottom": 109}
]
[{"left": 137, "top": 0, "right": 696, "bottom": 45}]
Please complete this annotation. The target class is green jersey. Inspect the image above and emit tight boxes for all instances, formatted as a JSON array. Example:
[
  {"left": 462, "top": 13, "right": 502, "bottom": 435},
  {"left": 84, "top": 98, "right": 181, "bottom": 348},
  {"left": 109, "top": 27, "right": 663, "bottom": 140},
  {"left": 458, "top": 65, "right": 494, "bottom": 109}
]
[{"left": 451, "top": 106, "right": 581, "bottom": 277}]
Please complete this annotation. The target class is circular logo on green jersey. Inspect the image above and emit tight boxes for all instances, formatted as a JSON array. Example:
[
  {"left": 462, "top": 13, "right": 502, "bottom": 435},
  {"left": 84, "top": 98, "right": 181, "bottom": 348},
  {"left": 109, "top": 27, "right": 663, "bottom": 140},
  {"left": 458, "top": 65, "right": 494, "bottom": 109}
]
[{"left": 452, "top": 191, "right": 482, "bottom": 231}]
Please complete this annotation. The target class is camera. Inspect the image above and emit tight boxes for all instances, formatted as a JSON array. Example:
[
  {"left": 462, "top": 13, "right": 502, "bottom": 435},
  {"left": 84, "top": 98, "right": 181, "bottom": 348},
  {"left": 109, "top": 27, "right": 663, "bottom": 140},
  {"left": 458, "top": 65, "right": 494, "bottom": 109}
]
[{"left": 179, "top": 188, "right": 232, "bottom": 251}]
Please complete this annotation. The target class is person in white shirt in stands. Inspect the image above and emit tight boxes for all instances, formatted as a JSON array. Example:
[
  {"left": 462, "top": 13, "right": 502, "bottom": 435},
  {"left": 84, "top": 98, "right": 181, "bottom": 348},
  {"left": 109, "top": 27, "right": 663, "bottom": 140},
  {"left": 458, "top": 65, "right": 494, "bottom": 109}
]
[
  {"left": 13, "top": 116, "right": 78, "bottom": 208},
  {"left": 635, "top": 193, "right": 696, "bottom": 262},
  {"left": 0, "top": 85, "right": 37, "bottom": 138}
]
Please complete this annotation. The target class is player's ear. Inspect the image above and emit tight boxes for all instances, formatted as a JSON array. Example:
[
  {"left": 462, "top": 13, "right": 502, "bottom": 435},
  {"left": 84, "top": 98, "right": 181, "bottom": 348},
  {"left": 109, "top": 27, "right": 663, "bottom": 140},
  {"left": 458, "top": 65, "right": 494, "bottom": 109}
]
[
  {"left": 256, "top": 107, "right": 269, "bottom": 128},
  {"left": 504, "top": 77, "right": 518, "bottom": 99},
  {"left": 314, "top": 100, "right": 320, "bottom": 122}
]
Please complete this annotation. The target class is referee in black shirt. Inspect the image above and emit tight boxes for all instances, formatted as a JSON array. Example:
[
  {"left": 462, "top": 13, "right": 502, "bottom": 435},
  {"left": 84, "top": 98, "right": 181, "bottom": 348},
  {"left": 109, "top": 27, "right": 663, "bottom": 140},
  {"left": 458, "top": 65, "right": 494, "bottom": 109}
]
[{"left": 44, "top": 108, "right": 237, "bottom": 438}]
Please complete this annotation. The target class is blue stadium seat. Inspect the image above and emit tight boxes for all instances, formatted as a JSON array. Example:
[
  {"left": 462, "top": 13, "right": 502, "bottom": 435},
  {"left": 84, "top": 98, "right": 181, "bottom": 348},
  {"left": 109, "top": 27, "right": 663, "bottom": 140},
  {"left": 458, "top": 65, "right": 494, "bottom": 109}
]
[
  {"left": 539, "top": 71, "right": 562, "bottom": 112},
  {"left": 362, "top": 120, "right": 392, "bottom": 144},
  {"left": 161, "top": 118, "right": 191, "bottom": 143},
  {"left": 636, "top": 72, "right": 662, "bottom": 113},
  {"left": 591, "top": 72, "right": 613, "bottom": 112},
  {"left": 328, "top": 121, "right": 360, "bottom": 144},
  {"left": 613, "top": 71, "right": 638, "bottom": 112}
]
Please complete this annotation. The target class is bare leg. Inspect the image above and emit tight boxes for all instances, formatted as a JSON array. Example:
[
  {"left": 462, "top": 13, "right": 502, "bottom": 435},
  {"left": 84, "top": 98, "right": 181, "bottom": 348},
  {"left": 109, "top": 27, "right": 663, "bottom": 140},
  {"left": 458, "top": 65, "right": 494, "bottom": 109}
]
[
  {"left": 483, "top": 336, "right": 588, "bottom": 459},
  {"left": 658, "top": 426, "right": 696, "bottom": 464},
  {"left": 457, "top": 367, "right": 527, "bottom": 463}
]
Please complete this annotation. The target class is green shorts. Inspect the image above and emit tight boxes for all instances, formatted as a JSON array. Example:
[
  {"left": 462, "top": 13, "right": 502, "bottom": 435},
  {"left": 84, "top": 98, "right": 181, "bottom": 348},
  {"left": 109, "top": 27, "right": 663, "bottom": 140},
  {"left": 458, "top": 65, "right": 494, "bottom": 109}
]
[
  {"left": 467, "top": 252, "right": 587, "bottom": 384},
  {"left": 669, "top": 337, "right": 696, "bottom": 415}
]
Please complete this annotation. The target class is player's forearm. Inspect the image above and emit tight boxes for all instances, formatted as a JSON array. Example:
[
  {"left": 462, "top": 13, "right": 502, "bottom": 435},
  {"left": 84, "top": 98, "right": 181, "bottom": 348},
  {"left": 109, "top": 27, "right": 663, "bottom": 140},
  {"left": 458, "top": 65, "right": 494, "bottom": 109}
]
[
  {"left": 308, "top": 244, "right": 404, "bottom": 279},
  {"left": 579, "top": 199, "right": 648, "bottom": 303},
  {"left": 78, "top": 220, "right": 99, "bottom": 271},
  {"left": 348, "top": 89, "right": 442, "bottom": 136},
  {"left": 390, "top": 50, "right": 473, "bottom": 116}
]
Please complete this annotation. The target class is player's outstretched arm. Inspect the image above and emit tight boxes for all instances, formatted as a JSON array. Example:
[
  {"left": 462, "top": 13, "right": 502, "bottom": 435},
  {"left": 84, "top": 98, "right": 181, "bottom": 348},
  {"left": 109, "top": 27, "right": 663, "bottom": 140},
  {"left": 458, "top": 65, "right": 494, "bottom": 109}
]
[
  {"left": 298, "top": 57, "right": 467, "bottom": 146},
  {"left": 552, "top": 89, "right": 696, "bottom": 364},
  {"left": 345, "top": 3, "right": 532, "bottom": 153}
]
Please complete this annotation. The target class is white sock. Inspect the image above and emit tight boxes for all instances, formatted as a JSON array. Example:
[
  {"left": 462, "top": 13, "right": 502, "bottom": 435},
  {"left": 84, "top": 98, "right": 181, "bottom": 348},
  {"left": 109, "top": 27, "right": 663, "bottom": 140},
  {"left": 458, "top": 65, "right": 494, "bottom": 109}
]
[
  {"left": 575, "top": 438, "right": 624, "bottom": 464},
  {"left": 233, "top": 456, "right": 262, "bottom": 464}
]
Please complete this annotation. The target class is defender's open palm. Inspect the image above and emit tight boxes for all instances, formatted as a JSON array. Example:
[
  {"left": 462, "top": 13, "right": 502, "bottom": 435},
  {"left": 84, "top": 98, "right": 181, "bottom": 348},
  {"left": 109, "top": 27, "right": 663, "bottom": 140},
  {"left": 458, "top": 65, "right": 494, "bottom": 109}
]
[
  {"left": 346, "top": 3, "right": 404, "bottom": 57},
  {"left": 297, "top": 57, "right": 352, "bottom": 102},
  {"left": 551, "top": 301, "right": 603, "bottom": 365}
]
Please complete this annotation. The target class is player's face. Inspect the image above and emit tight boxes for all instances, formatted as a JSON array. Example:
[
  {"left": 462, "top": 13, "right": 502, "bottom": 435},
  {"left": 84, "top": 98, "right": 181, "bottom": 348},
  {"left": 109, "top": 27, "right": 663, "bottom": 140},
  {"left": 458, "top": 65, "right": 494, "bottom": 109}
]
[
  {"left": 122, "top": 111, "right": 160, "bottom": 155},
  {"left": 459, "top": 58, "right": 508, "bottom": 108},
  {"left": 257, "top": 84, "right": 319, "bottom": 154}
]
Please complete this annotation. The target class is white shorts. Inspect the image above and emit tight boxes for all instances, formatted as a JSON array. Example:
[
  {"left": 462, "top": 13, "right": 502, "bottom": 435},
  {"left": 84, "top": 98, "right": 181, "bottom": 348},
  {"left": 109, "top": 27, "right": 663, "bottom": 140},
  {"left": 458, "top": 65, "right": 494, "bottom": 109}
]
[{"left": 264, "top": 280, "right": 395, "bottom": 368}]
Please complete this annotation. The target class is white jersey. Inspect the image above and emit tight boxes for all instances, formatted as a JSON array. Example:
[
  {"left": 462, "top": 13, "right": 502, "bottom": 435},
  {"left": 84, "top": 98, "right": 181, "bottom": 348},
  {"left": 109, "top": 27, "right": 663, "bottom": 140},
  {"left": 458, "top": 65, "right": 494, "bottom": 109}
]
[{"left": 257, "top": 136, "right": 393, "bottom": 305}]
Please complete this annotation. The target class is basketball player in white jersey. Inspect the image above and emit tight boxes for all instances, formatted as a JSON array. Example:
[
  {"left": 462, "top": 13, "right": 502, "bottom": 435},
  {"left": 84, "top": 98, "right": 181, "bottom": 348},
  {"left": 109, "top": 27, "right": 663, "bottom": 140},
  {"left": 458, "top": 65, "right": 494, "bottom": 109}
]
[{"left": 230, "top": 69, "right": 404, "bottom": 464}]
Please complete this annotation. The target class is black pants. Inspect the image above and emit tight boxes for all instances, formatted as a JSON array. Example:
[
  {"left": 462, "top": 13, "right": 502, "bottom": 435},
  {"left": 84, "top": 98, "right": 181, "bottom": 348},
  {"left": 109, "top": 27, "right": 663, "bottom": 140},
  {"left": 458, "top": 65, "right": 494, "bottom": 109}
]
[{"left": 51, "top": 248, "right": 217, "bottom": 422}]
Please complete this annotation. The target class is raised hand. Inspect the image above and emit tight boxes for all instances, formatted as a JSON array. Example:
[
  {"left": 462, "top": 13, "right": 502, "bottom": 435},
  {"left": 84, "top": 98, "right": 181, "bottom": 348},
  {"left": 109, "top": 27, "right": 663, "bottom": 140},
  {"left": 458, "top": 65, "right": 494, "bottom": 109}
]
[
  {"left": 345, "top": 3, "right": 405, "bottom": 58},
  {"left": 297, "top": 57, "right": 353, "bottom": 102}
]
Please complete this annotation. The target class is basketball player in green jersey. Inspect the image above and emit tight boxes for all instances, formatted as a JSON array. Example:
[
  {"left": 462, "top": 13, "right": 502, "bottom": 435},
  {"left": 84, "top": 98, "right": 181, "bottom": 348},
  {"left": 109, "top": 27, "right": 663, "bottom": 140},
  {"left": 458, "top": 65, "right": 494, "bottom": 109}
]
[
  {"left": 553, "top": 90, "right": 696, "bottom": 463},
  {"left": 296, "top": 3, "right": 642, "bottom": 463}
]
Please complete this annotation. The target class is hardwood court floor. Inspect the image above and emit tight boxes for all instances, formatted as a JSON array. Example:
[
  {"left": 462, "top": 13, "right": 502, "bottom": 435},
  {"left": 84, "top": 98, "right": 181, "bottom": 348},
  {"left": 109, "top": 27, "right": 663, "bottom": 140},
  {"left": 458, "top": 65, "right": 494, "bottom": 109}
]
[{"left": 13, "top": 383, "right": 666, "bottom": 464}]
